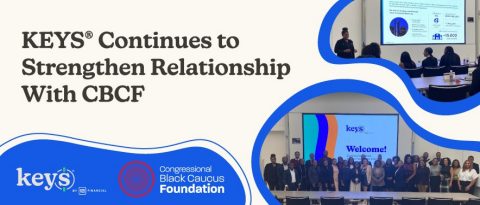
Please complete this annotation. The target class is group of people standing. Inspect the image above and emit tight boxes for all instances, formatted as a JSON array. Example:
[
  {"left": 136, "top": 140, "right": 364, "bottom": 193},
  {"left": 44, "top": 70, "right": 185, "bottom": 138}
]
[{"left": 263, "top": 151, "right": 479, "bottom": 195}]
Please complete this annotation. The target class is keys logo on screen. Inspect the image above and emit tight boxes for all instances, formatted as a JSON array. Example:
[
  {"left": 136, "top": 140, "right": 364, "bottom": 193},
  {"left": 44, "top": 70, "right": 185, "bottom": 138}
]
[{"left": 16, "top": 167, "right": 76, "bottom": 192}]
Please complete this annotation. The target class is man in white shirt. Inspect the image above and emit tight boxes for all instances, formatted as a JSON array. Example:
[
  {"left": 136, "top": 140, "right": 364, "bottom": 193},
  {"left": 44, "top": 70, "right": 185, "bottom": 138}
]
[
  {"left": 283, "top": 162, "right": 300, "bottom": 191},
  {"left": 458, "top": 160, "right": 479, "bottom": 195}
]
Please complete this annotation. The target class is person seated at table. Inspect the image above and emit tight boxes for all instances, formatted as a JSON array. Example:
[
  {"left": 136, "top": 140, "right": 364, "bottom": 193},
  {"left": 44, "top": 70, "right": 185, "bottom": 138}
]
[
  {"left": 416, "top": 160, "right": 430, "bottom": 192},
  {"left": 422, "top": 47, "right": 438, "bottom": 68},
  {"left": 430, "top": 158, "right": 442, "bottom": 192},
  {"left": 308, "top": 160, "right": 320, "bottom": 191},
  {"left": 371, "top": 160, "right": 385, "bottom": 191},
  {"left": 450, "top": 159, "right": 461, "bottom": 193},
  {"left": 439, "top": 46, "right": 461, "bottom": 67},
  {"left": 470, "top": 65, "right": 480, "bottom": 96},
  {"left": 350, "top": 162, "right": 363, "bottom": 192},
  {"left": 263, "top": 154, "right": 283, "bottom": 190},
  {"left": 283, "top": 161, "right": 301, "bottom": 191},
  {"left": 357, "top": 42, "right": 381, "bottom": 58},
  {"left": 457, "top": 160, "right": 478, "bottom": 195},
  {"left": 319, "top": 158, "right": 334, "bottom": 191},
  {"left": 394, "top": 160, "right": 408, "bottom": 192},
  {"left": 399, "top": 51, "right": 416, "bottom": 69}
]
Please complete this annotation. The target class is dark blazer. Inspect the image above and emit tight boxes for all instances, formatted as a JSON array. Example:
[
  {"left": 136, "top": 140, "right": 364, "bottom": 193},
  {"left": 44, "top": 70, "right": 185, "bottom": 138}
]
[
  {"left": 439, "top": 53, "right": 461, "bottom": 67},
  {"left": 394, "top": 167, "right": 407, "bottom": 188},
  {"left": 283, "top": 169, "right": 301, "bottom": 190},
  {"left": 264, "top": 163, "right": 283, "bottom": 185},
  {"left": 422, "top": 56, "right": 438, "bottom": 68},
  {"left": 319, "top": 165, "right": 334, "bottom": 183},
  {"left": 473, "top": 163, "right": 479, "bottom": 174},
  {"left": 334, "top": 39, "right": 355, "bottom": 59},
  {"left": 470, "top": 68, "right": 480, "bottom": 96}
]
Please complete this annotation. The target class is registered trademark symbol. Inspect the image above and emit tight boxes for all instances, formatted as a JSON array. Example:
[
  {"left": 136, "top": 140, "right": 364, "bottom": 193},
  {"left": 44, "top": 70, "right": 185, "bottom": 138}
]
[{"left": 85, "top": 31, "right": 93, "bottom": 39}]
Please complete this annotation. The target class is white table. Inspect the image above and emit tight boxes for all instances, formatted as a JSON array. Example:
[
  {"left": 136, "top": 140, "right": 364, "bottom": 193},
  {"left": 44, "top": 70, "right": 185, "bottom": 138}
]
[
  {"left": 411, "top": 74, "right": 470, "bottom": 90},
  {"left": 272, "top": 191, "right": 478, "bottom": 202}
]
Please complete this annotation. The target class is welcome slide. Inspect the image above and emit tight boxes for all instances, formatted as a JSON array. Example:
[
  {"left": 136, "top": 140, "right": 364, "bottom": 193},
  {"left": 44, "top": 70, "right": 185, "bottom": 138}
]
[
  {"left": 382, "top": 0, "right": 465, "bottom": 45},
  {"left": 303, "top": 114, "right": 399, "bottom": 162}
]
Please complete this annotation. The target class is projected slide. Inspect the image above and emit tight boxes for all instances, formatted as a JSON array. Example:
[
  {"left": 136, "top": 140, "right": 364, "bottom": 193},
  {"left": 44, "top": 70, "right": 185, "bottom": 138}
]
[
  {"left": 381, "top": 0, "right": 465, "bottom": 45},
  {"left": 303, "top": 114, "right": 398, "bottom": 162}
]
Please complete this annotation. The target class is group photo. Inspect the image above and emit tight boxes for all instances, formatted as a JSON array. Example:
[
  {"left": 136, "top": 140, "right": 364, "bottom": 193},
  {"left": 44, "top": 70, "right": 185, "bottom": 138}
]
[{"left": 259, "top": 93, "right": 480, "bottom": 205}]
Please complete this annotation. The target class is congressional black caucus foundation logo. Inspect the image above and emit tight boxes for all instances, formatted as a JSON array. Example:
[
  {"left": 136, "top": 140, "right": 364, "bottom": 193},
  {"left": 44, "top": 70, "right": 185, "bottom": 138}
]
[{"left": 118, "top": 160, "right": 155, "bottom": 198}]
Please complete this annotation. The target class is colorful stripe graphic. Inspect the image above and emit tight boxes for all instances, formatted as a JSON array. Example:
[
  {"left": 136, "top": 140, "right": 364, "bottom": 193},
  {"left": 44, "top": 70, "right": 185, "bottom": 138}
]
[{"left": 325, "top": 115, "right": 338, "bottom": 158}]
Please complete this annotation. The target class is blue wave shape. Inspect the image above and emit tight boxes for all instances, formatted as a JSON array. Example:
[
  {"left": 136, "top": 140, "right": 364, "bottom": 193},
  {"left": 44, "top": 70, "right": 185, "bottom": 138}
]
[
  {"left": 252, "top": 80, "right": 480, "bottom": 204},
  {"left": 0, "top": 133, "right": 251, "bottom": 205},
  {"left": 318, "top": 0, "right": 480, "bottom": 114}
]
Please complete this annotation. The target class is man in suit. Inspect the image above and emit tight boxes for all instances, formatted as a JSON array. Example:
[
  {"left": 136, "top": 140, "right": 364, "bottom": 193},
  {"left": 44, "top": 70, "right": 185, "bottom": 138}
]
[
  {"left": 263, "top": 154, "right": 283, "bottom": 190},
  {"left": 468, "top": 156, "right": 479, "bottom": 174},
  {"left": 321, "top": 150, "right": 332, "bottom": 166},
  {"left": 283, "top": 161, "right": 301, "bottom": 191},
  {"left": 290, "top": 151, "right": 302, "bottom": 168}
]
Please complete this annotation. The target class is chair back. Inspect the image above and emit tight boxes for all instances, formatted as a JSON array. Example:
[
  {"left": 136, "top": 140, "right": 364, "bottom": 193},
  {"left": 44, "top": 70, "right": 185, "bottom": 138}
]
[
  {"left": 401, "top": 197, "right": 426, "bottom": 205},
  {"left": 428, "top": 197, "right": 453, "bottom": 205},
  {"left": 451, "top": 65, "right": 469, "bottom": 75},
  {"left": 405, "top": 68, "right": 423, "bottom": 78},
  {"left": 466, "top": 198, "right": 480, "bottom": 205},
  {"left": 320, "top": 197, "right": 344, "bottom": 205},
  {"left": 423, "top": 67, "right": 446, "bottom": 77},
  {"left": 427, "top": 85, "right": 469, "bottom": 102},
  {"left": 370, "top": 196, "right": 394, "bottom": 205},
  {"left": 286, "top": 196, "right": 310, "bottom": 205}
]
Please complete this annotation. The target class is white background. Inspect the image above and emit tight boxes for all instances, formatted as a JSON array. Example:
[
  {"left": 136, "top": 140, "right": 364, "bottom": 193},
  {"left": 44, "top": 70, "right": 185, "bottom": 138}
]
[{"left": 1, "top": 0, "right": 480, "bottom": 204}]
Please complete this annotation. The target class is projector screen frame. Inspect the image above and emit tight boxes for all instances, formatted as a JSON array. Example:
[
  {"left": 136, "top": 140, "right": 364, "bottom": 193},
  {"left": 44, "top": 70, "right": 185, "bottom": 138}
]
[
  {"left": 301, "top": 113, "right": 400, "bottom": 160},
  {"left": 380, "top": 0, "right": 467, "bottom": 46}
]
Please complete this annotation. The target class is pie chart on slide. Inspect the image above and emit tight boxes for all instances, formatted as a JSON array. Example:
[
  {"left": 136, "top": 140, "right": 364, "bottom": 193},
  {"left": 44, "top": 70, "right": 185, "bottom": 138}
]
[{"left": 390, "top": 17, "right": 409, "bottom": 37}]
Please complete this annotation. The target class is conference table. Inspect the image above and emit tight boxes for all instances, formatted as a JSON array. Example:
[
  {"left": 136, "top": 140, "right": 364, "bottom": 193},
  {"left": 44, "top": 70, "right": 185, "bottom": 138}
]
[
  {"left": 411, "top": 74, "right": 471, "bottom": 90},
  {"left": 272, "top": 190, "right": 479, "bottom": 202}
]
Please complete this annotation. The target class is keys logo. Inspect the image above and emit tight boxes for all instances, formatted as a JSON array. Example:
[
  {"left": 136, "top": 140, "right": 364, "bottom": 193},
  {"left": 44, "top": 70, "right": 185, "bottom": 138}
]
[
  {"left": 16, "top": 167, "right": 76, "bottom": 192},
  {"left": 345, "top": 125, "right": 365, "bottom": 133}
]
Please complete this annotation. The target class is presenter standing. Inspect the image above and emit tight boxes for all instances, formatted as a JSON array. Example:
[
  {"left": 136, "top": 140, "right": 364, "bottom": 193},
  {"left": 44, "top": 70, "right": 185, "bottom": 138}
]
[{"left": 334, "top": 27, "right": 357, "bottom": 59}]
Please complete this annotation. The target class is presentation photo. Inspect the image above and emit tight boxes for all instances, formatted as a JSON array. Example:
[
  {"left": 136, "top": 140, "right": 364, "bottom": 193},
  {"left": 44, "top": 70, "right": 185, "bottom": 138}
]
[
  {"left": 330, "top": 0, "right": 480, "bottom": 102},
  {"left": 1, "top": 0, "right": 480, "bottom": 204}
]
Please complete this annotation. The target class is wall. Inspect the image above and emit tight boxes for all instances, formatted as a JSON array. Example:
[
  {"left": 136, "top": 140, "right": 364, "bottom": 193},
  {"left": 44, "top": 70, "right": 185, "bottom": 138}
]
[
  {"left": 331, "top": 0, "right": 479, "bottom": 63},
  {"left": 259, "top": 93, "right": 480, "bottom": 175}
]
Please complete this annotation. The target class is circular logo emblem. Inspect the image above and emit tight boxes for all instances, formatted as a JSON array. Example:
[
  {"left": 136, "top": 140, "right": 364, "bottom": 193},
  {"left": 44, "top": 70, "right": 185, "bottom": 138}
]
[
  {"left": 118, "top": 160, "right": 155, "bottom": 198},
  {"left": 390, "top": 17, "right": 409, "bottom": 37}
]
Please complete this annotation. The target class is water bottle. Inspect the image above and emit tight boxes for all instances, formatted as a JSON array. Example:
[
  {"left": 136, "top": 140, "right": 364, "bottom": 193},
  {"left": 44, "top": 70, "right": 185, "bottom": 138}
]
[{"left": 449, "top": 70, "right": 454, "bottom": 82}]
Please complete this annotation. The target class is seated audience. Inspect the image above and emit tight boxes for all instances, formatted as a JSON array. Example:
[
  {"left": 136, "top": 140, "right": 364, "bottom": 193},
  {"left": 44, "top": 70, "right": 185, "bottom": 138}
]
[
  {"left": 422, "top": 47, "right": 438, "bottom": 68},
  {"left": 357, "top": 42, "right": 381, "bottom": 58},
  {"left": 399, "top": 51, "right": 416, "bottom": 69},
  {"left": 471, "top": 64, "right": 480, "bottom": 96},
  {"left": 440, "top": 46, "right": 461, "bottom": 67}
]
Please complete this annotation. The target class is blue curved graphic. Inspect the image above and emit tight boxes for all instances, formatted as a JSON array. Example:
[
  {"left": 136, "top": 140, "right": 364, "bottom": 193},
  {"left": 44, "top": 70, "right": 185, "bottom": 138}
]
[
  {"left": 314, "top": 114, "right": 329, "bottom": 159},
  {"left": 0, "top": 133, "right": 251, "bottom": 205},
  {"left": 252, "top": 80, "right": 480, "bottom": 204},
  {"left": 318, "top": 0, "right": 480, "bottom": 114}
]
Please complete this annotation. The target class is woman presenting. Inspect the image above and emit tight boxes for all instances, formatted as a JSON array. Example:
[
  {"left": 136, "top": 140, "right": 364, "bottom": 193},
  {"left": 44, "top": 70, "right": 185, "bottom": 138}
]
[{"left": 334, "top": 27, "right": 357, "bottom": 59}]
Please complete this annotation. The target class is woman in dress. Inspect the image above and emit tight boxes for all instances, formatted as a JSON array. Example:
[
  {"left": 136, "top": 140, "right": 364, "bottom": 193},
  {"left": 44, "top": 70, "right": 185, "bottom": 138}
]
[
  {"left": 371, "top": 160, "right": 385, "bottom": 191},
  {"left": 416, "top": 160, "right": 430, "bottom": 192},
  {"left": 350, "top": 162, "right": 362, "bottom": 192},
  {"left": 361, "top": 158, "right": 372, "bottom": 191},
  {"left": 332, "top": 158, "right": 340, "bottom": 191},
  {"left": 404, "top": 154, "right": 417, "bottom": 192},
  {"left": 450, "top": 159, "right": 461, "bottom": 192}
]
